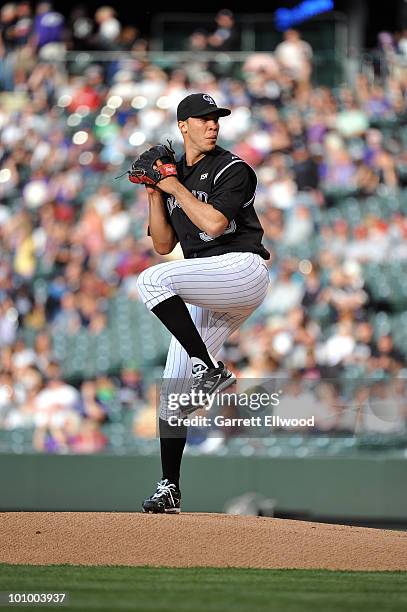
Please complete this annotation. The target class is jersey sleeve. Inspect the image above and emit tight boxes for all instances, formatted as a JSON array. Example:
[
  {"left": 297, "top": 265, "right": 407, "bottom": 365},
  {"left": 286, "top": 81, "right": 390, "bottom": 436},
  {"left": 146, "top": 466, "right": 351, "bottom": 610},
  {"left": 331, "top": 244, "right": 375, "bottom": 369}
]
[{"left": 209, "top": 160, "right": 257, "bottom": 222}]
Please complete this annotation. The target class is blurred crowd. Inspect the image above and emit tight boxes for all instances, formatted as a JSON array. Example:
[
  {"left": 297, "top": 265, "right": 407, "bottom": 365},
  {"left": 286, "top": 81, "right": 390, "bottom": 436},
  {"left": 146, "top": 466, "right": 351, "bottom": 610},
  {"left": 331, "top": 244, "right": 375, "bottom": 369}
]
[{"left": 0, "top": 4, "right": 407, "bottom": 452}]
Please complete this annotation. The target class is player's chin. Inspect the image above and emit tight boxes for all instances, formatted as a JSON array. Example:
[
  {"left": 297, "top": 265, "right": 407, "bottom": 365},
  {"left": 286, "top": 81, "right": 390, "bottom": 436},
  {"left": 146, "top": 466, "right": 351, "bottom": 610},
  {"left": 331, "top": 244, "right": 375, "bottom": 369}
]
[{"left": 203, "top": 139, "right": 217, "bottom": 151}]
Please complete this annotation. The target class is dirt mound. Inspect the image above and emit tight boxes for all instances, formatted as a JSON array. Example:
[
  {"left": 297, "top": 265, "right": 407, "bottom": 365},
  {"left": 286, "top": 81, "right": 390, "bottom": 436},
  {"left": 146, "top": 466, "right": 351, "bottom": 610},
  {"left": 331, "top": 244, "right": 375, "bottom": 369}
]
[{"left": 1, "top": 512, "right": 406, "bottom": 571}]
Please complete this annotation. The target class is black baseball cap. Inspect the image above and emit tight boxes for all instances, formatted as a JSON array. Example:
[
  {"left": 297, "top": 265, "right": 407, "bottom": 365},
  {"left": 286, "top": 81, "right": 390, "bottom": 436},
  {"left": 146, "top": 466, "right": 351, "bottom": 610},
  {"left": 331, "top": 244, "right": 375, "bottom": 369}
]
[{"left": 177, "top": 93, "right": 231, "bottom": 121}]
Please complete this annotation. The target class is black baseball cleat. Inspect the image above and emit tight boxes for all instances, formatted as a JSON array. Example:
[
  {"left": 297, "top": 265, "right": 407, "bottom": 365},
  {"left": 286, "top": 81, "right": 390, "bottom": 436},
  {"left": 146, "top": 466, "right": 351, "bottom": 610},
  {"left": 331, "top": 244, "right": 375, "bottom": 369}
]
[
  {"left": 142, "top": 479, "right": 181, "bottom": 514},
  {"left": 181, "top": 361, "right": 236, "bottom": 417}
]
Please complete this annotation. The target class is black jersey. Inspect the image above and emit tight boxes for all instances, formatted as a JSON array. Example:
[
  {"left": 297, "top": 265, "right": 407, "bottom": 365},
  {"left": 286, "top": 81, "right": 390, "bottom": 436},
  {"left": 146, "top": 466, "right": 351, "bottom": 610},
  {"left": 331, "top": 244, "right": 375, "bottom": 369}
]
[{"left": 163, "top": 146, "right": 270, "bottom": 260}]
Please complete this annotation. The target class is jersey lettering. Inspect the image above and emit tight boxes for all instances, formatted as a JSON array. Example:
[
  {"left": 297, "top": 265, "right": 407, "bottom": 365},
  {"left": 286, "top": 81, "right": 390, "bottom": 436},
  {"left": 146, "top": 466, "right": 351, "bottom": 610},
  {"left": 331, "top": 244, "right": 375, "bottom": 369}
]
[
  {"left": 167, "top": 196, "right": 181, "bottom": 215},
  {"left": 191, "top": 190, "right": 209, "bottom": 202}
]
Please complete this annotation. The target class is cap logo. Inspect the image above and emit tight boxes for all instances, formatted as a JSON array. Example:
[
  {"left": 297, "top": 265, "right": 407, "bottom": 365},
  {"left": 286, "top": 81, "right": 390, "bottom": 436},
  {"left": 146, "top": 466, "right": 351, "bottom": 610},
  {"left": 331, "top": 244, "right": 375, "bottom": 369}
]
[{"left": 203, "top": 95, "right": 215, "bottom": 105}]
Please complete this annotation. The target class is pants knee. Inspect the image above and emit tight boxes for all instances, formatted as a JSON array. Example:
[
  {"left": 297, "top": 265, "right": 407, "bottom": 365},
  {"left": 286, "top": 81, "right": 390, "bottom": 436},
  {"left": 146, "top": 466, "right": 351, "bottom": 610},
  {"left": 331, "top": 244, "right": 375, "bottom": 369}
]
[
  {"left": 136, "top": 269, "right": 149, "bottom": 303},
  {"left": 136, "top": 268, "right": 147, "bottom": 291},
  {"left": 136, "top": 265, "right": 175, "bottom": 309}
]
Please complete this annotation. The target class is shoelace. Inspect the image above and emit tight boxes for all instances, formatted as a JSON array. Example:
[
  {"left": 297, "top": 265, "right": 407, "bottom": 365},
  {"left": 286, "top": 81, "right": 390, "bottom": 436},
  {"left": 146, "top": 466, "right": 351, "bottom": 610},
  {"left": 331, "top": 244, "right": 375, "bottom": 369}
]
[{"left": 152, "top": 481, "right": 176, "bottom": 505}]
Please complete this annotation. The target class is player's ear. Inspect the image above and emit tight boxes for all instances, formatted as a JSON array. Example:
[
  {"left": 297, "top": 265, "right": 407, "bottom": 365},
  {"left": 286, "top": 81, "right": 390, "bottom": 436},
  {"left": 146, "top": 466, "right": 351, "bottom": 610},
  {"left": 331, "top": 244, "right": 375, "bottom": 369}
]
[{"left": 178, "top": 120, "right": 187, "bottom": 134}]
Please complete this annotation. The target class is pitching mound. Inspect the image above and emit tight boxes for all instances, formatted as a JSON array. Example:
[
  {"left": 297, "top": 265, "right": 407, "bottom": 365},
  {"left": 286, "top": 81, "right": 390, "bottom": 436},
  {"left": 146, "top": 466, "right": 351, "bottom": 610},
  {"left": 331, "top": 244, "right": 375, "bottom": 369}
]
[{"left": 1, "top": 512, "right": 406, "bottom": 571}]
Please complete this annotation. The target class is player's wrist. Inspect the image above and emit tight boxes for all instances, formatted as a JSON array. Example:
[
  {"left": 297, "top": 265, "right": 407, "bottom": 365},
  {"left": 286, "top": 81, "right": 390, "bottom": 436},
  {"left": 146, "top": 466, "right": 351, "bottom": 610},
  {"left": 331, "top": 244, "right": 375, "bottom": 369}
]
[
  {"left": 159, "top": 176, "right": 180, "bottom": 195},
  {"left": 165, "top": 179, "right": 184, "bottom": 197}
]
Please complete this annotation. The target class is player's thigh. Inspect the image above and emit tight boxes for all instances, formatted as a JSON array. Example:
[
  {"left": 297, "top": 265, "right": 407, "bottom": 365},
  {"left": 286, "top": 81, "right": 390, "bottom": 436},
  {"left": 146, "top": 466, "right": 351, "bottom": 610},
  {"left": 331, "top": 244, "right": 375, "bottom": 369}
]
[
  {"left": 140, "top": 253, "right": 269, "bottom": 313},
  {"left": 171, "top": 254, "right": 269, "bottom": 313}
]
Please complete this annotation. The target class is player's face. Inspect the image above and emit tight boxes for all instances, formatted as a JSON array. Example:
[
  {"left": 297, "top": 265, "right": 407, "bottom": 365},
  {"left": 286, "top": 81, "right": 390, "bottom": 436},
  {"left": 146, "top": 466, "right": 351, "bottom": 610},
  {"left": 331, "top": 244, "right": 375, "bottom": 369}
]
[{"left": 180, "top": 113, "right": 220, "bottom": 153}]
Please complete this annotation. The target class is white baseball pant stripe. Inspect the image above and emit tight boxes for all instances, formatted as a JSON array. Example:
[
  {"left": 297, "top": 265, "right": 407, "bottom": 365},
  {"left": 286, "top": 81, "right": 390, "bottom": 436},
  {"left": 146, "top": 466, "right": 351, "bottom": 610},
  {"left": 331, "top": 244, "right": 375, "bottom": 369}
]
[{"left": 136, "top": 252, "right": 270, "bottom": 420}]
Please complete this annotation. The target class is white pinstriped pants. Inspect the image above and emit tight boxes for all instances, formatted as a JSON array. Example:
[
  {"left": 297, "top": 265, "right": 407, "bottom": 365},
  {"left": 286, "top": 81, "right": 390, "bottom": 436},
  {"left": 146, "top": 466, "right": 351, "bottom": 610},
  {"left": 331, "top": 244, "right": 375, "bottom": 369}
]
[{"left": 137, "top": 252, "right": 270, "bottom": 420}]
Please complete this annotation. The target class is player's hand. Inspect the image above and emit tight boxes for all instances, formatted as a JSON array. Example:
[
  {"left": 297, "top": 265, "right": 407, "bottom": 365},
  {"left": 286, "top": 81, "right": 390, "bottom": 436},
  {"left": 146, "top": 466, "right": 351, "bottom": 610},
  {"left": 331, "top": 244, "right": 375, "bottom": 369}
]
[{"left": 154, "top": 160, "right": 179, "bottom": 195}]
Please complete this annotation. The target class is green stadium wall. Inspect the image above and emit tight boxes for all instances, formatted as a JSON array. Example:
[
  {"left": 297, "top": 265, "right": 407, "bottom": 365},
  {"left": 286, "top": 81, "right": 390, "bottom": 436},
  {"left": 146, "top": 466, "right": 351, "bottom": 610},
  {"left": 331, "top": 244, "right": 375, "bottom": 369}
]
[{"left": 1, "top": 453, "right": 406, "bottom": 523}]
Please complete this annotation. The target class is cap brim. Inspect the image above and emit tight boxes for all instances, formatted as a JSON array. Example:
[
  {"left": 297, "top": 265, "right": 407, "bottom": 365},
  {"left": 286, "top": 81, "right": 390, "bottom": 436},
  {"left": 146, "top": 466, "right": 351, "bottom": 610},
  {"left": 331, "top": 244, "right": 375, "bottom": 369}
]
[{"left": 191, "top": 107, "right": 231, "bottom": 118}]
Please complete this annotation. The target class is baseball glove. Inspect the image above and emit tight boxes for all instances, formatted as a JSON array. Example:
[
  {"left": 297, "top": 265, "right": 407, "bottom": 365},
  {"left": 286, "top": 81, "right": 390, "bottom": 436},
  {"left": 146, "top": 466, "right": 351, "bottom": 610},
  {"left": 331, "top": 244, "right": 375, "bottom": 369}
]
[{"left": 127, "top": 141, "right": 177, "bottom": 186}]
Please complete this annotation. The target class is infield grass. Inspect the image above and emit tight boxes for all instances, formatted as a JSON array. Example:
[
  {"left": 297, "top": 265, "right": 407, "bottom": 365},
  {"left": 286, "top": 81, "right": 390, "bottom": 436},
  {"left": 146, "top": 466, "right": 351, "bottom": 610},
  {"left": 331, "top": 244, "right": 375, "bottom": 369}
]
[{"left": 0, "top": 565, "right": 406, "bottom": 612}]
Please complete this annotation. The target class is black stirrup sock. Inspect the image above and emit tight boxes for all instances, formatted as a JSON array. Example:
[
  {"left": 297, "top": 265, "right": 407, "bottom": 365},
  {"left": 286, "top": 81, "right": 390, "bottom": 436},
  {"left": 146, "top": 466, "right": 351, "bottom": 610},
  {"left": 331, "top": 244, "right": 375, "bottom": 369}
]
[
  {"left": 152, "top": 295, "right": 217, "bottom": 369},
  {"left": 159, "top": 417, "right": 187, "bottom": 489}
]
